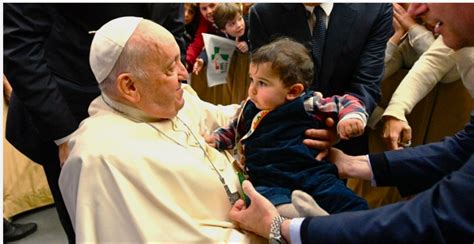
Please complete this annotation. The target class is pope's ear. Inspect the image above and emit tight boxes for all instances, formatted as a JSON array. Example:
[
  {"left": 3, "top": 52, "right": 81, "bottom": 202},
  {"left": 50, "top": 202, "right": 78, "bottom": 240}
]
[
  {"left": 117, "top": 73, "right": 140, "bottom": 103},
  {"left": 286, "top": 83, "right": 305, "bottom": 100}
]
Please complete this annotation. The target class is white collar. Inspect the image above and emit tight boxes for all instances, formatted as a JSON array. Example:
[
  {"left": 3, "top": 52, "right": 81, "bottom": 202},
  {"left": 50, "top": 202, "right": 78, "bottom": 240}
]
[{"left": 101, "top": 93, "right": 163, "bottom": 122}]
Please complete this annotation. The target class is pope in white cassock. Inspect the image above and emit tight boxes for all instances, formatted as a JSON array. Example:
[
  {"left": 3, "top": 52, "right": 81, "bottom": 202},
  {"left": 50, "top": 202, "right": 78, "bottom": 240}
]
[{"left": 59, "top": 16, "right": 256, "bottom": 242}]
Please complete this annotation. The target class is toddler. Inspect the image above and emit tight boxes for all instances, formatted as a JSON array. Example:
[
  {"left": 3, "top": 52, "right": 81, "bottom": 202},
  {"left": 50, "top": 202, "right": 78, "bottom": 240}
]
[{"left": 206, "top": 38, "right": 369, "bottom": 216}]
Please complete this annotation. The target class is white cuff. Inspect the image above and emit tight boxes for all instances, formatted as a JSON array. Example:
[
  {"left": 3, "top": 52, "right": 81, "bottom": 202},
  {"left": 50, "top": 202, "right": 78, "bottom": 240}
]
[
  {"left": 54, "top": 133, "right": 73, "bottom": 146},
  {"left": 289, "top": 218, "right": 305, "bottom": 244},
  {"left": 366, "top": 154, "right": 377, "bottom": 187}
]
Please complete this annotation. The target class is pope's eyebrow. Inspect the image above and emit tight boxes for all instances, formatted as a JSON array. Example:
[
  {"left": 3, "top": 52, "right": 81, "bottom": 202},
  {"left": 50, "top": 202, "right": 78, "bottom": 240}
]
[{"left": 168, "top": 54, "right": 181, "bottom": 68}]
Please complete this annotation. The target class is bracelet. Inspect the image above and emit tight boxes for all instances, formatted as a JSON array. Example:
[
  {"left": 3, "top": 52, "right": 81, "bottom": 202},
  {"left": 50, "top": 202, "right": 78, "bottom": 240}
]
[{"left": 269, "top": 215, "right": 288, "bottom": 244}]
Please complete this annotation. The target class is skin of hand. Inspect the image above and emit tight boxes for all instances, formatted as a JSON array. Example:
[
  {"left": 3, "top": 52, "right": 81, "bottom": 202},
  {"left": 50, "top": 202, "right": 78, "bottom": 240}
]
[
  {"left": 389, "top": 17, "right": 406, "bottom": 45},
  {"left": 59, "top": 141, "right": 70, "bottom": 167},
  {"left": 229, "top": 180, "right": 279, "bottom": 239},
  {"left": 3, "top": 76, "right": 13, "bottom": 104},
  {"left": 337, "top": 118, "right": 364, "bottom": 140},
  {"left": 382, "top": 116, "right": 412, "bottom": 150},
  {"left": 393, "top": 3, "right": 418, "bottom": 31},
  {"left": 193, "top": 58, "right": 204, "bottom": 75},
  {"left": 204, "top": 134, "right": 216, "bottom": 148},
  {"left": 327, "top": 147, "right": 373, "bottom": 180},
  {"left": 236, "top": 41, "right": 249, "bottom": 53},
  {"left": 303, "top": 117, "right": 339, "bottom": 160}
]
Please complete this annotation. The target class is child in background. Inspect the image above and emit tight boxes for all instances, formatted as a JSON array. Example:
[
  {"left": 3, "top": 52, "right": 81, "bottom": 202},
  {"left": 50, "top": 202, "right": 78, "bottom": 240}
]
[
  {"left": 205, "top": 38, "right": 369, "bottom": 217},
  {"left": 184, "top": 3, "right": 200, "bottom": 48},
  {"left": 185, "top": 3, "right": 220, "bottom": 72},
  {"left": 193, "top": 3, "right": 249, "bottom": 75}
]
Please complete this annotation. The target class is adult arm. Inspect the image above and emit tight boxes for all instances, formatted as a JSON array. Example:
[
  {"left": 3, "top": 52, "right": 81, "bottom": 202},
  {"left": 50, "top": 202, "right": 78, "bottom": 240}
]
[
  {"left": 3, "top": 4, "right": 79, "bottom": 141},
  {"left": 407, "top": 24, "right": 435, "bottom": 56},
  {"left": 373, "top": 112, "right": 474, "bottom": 196},
  {"left": 383, "top": 24, "right": 432, "bottom": 80},
  {"left": 248, "top": 3, "right": 271, "bottom": 52},
  {"left": 383, "top": 36, "right": 459, "bottom": 122},
  {"left": 186, "top": 18, "right": 208, "bottom": 69},
  {"left": 182, "top": 84, "right": 239, "bottom": 133},
  {"left": 382, "top": 36, "right": 460, "bottom": 149},
  {"left": 347, "top": 3, "right": 393, "bottom": 114},
  {"left": 383, "top": 41, "right": 404, "bottom": 80},
  {"left": 300, "top": 157, "right": 474, "bottom": 242},
  {"left": 149, "top": 3, "right": 186, "bottom": 64}
]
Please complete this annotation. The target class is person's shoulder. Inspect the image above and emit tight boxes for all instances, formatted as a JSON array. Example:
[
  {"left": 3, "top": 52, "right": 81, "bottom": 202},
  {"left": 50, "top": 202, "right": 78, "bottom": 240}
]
[
  {"left": 340, "top": 3, "right": 391, "bottom": 12},
  {"left": 252, "top": 3, "right": 291, "bottom": 12}
]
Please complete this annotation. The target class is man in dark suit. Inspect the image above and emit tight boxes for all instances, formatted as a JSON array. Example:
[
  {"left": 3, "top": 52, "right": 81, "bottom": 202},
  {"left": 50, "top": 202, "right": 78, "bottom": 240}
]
[
  {"left": 3, "top": 4, "right": 185, "bottom": 242},
  {"left": 249, "top": 3, "right": 393, "bottom": 155},
  {"left": 229, "top": 4, "right": 474, "bottom": 242}
]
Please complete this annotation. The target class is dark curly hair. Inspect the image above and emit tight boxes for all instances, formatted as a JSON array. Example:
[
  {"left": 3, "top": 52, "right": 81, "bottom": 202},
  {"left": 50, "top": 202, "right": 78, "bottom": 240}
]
[{"left": 250, "top": 37, "right": 314, "bottom": 89}]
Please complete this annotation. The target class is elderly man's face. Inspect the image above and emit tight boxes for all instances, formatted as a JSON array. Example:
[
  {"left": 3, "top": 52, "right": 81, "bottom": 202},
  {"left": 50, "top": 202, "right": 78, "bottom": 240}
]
[
  {"left": 135, "top": 39, "right": 188, "bottom": 120},
  {"left": 410, "top": 3, "right": 474, "bottom": 50}
]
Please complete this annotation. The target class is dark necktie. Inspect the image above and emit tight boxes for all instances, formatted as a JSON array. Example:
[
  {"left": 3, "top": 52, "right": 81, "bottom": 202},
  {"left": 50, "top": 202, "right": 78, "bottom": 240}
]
[{"left": 312, "top": 6, "right": 326, "bottom": 74}]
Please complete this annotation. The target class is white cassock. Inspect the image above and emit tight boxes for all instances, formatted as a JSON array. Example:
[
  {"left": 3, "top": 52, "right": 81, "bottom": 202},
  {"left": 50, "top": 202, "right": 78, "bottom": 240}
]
[{"left": 59, "top": 85, "right": 253, "bottom": 242}]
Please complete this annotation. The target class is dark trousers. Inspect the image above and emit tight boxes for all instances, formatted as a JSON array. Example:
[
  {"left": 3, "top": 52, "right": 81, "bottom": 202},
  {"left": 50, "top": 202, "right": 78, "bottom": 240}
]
[
  {"left": 251, "top": 163, "right": 368, "bottom": 214},
  {"left": 42, "top": 156, "right": 75, "bottom": 244}
]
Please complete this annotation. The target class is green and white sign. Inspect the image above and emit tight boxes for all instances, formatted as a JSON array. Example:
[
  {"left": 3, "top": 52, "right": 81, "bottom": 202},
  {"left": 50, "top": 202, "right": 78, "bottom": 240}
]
[{"left": 203, "top": 33, "right": 236, "bottom": 87}]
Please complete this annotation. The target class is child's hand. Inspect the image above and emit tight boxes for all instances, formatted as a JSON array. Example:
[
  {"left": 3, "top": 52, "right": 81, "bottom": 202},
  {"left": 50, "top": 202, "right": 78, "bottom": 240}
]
[
  {"left": 204, "top": 134, "right": 217, "bottom": 148},
  {"left": 337, "top": 119, "right": 364, "bottom": 140},
  {"left": 193, "top": 58, "right": 204, "bottom": 75},
  {"left": 235, "top": 37, "right": 248, "bottom": 53}
]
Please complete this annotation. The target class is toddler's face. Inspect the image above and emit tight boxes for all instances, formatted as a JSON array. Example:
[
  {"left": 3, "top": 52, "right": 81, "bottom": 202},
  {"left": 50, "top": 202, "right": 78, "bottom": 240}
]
[
  {"left": 184, "top": 4, "right": 196, "bottom": 25},
  {"left": 199, "top": 3, "right": 218, "bottom": 23},
  {"left": 223, "top": 14, "right": 245, "bottom": 38},
  {"left": 248, "top": 62, "right": 290, "bottom": 110}
]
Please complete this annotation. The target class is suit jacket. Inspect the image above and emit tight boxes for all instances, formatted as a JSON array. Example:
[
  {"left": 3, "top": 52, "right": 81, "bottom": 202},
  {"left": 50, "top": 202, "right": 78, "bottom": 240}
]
[
  {"left": 249, "top": 3, "right": 393, "bottom": 114},
  {"left": 300, "top": 112, "right": 474, "bottom": 242},
  {"left": 3, "top": 3, "right": 185, "bottom": 164}
]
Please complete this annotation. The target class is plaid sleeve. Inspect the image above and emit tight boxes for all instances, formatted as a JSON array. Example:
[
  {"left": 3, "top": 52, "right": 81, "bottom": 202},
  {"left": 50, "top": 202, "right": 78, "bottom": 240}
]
[
  {"left": 304, "top": 92, "right": 368, "bottom": 123},
  {"left": 211, "top": 100, "right": 246, "bottom": 150}
]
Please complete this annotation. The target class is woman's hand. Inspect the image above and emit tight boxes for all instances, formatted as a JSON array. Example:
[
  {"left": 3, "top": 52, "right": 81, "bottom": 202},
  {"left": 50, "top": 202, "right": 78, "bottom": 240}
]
[
  {"left": 382, "top": 116, "right": 412, "bottom": 150},
  {"left": 393, "top": 3, "right": 418, "bottom": 31}
]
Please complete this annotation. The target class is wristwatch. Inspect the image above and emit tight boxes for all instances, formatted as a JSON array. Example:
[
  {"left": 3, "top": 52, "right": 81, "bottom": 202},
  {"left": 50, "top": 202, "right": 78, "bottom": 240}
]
[{"left": 269, "top": 215, "right": 288, "bottom": 244}]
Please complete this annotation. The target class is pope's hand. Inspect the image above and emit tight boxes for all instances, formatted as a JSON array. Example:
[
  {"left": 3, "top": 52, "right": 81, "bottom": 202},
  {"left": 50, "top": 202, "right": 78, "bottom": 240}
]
[{"left": 59, "top": 141, "right": 70, "bottom": 168}]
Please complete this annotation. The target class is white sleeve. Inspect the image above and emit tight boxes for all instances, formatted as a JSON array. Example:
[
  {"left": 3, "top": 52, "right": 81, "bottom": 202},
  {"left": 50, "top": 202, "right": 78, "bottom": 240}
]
[
  {"left": 383, "top": 36, "right": 459, "bottom": 121},
  {"left": 407, "top": 24, "right": 435, "bottom": 56}
]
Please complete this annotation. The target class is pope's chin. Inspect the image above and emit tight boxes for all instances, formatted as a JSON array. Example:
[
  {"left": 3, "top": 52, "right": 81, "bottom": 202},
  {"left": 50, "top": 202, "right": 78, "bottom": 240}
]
[{"left": 177, "top": 87, "right": 184, "bottom": 103}]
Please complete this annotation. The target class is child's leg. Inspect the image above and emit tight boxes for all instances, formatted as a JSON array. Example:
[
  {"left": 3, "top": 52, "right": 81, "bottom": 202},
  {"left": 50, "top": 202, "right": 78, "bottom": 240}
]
[
  {"left": 276, "top": 203, "right": 300, "bottom": 218},
  {"left": 276, "top": 190, "right": 329, "bottom": 218},
  {"left": 292, "top": 190, "right": 329, "bottom": 217},
  {"left": 307, "top": 174, "right": 369, "bottom": 213}
]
